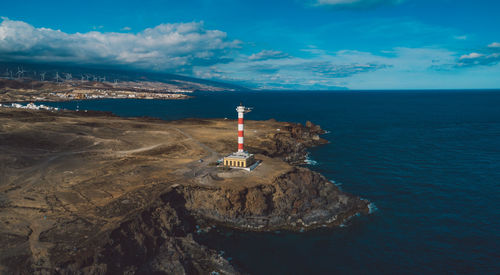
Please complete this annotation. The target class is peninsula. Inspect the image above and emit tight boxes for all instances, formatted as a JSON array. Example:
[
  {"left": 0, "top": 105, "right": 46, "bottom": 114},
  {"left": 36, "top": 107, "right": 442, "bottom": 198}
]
[{"left": 0, "top": 107, "right": 369, "bottom": 274}]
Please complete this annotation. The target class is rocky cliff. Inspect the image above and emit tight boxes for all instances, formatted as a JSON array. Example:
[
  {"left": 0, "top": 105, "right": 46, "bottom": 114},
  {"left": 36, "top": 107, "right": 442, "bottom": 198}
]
[
  {"left": 179, "top": 167, "right": 368, "bottom": 231},
  {"left": 248, "top": 120, "right": 328, "bottom": 164},
  {"left": 55, "top": 190, "right": 238, "bottom": 275},
  {"left": 55, "top": 168, "right": 368, "bottom": 274}
]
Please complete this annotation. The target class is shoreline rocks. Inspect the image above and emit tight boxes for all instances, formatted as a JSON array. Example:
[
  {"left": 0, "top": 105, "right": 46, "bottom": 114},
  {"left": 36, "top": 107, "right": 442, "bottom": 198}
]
[
  {"left": 250, "top": 120, "right": 328, "bottom": 165},
  {"left": 178, "top": 167, "right": 368, "bottom": 232},
  {"left": 54, "top": 166, "right": 369, "bottom": 274}
]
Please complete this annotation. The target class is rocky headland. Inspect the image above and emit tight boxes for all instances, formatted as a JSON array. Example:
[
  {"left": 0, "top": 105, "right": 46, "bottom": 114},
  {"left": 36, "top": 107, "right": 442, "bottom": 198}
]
[{"left": 0, "top": 108, "right": 369, "bottom": 274}]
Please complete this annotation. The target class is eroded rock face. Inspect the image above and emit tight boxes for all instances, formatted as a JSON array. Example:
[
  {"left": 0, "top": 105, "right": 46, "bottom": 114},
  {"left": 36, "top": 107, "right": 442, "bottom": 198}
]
[
  {"left": 56, "top": 190, "right": 238, "bottom": 275},
  {"left": 178, "top": 168, "right": 368, "bottom": 231},
  {"left": 54, "top": 167, "right": 368, "bottom": 274},
  {"left": 259, "top": 121, "right": 328, "bottom": 164}
]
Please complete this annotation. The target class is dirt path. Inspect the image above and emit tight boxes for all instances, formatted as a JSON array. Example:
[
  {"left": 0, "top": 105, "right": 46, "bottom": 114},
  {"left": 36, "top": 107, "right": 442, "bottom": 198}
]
[
  {"left": 115, "top": 143, "right": 162, "bottom": 155},
  {"left": 168, "top": 127, "right": 221, "bottom": 180}
]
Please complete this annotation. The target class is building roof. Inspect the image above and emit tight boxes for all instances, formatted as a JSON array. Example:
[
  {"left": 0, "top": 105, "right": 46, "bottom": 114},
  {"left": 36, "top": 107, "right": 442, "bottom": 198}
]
[{"left": 225, "top": 151, "right": 254, "bottom": 159}]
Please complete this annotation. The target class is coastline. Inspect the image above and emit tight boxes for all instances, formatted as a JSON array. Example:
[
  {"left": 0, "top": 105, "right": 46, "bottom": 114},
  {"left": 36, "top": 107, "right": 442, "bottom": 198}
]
[
  {"left": 0, "top": 107, "right": 369, "bottom": 274},
  {"left": 0, "top": 78, "right": 194, "bottom": 103}
]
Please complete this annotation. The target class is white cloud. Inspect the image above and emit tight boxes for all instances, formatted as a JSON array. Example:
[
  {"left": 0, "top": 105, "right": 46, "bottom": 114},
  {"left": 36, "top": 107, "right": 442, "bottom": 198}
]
[
  {"left": 488, "top": 42, "right": 500, "bottom": 48},
  {"left": 454, "top": 35, "right": 467, "bottom": 40},
  {"left": 121, "top": 26, "right": 132, "bottom": 31},
  {"left": 312, "top": 0, "right": 404, "bottom": 8},
  {"left": 248, "top": 50, "right": 289, "bottom": 61},
  {"left": 460, "top": 53, "right": 483, "bottom": 60},
  {"left": 456, "top": 43, "right": 500, "bottom": 67},
  {"left": 195, "top": 47, "right": 456, "bottom": 90},
  {"left": 0, "top": 17, "right": 240, "bottom": 72},
  {"left": 1, "top": 18, "right": 493, "bottom": 90}
]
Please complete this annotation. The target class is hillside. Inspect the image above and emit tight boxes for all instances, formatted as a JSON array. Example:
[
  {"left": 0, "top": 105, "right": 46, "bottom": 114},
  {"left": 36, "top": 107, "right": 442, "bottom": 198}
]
[{"left": 0, "top": 62, "right": 248, "bottom": 92}]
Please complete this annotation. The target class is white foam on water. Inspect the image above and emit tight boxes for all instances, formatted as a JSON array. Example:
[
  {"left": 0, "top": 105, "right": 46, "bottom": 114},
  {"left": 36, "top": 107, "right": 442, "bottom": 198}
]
[
  {"left": 329, "top": 180, "right": 343, "bottom": 190},
  {"left": 329, "top": 180, "right": 343, "bottom": 187},
  {"left": 304, "top": 154, "right": 318, "bottom": 165},
  {"left": 368, "top": 202, "right": 378, "bottom": 214}
]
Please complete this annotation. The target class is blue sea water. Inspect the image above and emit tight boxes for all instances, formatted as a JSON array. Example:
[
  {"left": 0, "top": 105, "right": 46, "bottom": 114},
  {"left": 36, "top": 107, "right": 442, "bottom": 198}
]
[{"left": 41, "top": 90, "right": 500, "bottom": 274}]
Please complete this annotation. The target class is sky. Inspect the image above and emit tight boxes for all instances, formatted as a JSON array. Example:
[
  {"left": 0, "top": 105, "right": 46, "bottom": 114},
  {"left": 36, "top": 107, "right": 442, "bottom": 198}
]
[{"left": 0, "top": 0, "right": 499, "bottom": 90}]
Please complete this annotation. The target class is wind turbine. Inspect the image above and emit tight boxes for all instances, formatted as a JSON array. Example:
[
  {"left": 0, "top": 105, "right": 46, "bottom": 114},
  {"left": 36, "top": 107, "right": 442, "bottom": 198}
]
[
  {"left": 16, "top": 67, "right": 25, "bottom": 79},
  {"left": 64, "top": 73, "right": 72, "bottom": 81},
  {"left": 40, "top": 72, "right": 46, "bottom": 81},
  {"left": 55, "top": 72, "right": 61, "bottom": 82}
]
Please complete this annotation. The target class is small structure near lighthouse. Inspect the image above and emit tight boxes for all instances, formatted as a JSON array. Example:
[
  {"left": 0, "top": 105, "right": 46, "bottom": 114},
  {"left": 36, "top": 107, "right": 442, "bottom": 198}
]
[{"left": 223, "top": 103, "right": 257, "bottom": 170}]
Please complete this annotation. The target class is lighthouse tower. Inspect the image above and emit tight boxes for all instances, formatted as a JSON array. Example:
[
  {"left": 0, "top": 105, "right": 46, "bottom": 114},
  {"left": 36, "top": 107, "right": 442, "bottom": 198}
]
[
  {"left": 223, "top": 103, "right": 256, "bottom": 169},
  {"left": 236, "top": 103, "right": 252, "bottom": 152}
]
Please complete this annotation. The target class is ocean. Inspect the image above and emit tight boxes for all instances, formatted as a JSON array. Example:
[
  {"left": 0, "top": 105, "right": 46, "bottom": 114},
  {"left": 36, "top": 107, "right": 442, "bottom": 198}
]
[{"left": 42, "top": 90, "right": 500, "bottom": 274}]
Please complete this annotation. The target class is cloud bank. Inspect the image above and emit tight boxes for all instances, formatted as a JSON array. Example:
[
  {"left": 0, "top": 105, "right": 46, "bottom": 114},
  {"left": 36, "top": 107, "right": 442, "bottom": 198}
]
[
  {"left": 0, "top": 17, "right": 389, "bottom": 89},
  {"left": 312, "top": 0, "right": 404, "bottom": 9},
  {"left": 488, "top": 42, "right": 500, "bottom": 48},
  {"left": 1, "top": 17, "right": 497, "bottom": 90},
  {"left": 457, "top": 43, "right": 500, "bottom": 67},
  {"left": 195, "top": 49, "right": 403, "bottom": 90},
  {"left": 0, "top": 17, "right": 239, "bottom": 72},
  {"left": 249, "top": 50, "right": 289, "bottom": 61}
]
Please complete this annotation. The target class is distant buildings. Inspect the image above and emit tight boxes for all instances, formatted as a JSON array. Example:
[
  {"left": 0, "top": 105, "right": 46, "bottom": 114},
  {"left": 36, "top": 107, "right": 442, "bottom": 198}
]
[{"left": 1, "top": 102, "right": 59, "bottom": 111}]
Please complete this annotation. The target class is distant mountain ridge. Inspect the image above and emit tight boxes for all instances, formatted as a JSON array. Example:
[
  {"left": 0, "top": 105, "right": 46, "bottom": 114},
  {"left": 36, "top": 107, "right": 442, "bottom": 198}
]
[{"left": 0, "top": 61, "right": 249, "bottom": 92}]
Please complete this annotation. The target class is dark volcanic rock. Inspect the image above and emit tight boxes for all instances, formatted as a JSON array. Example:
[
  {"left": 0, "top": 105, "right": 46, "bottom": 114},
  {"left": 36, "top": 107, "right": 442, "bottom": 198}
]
[
  {"left": 56, "top": 189, "right": 238, "bottom": 275},
  {"left": 54, "top": 167, "right": 368, "bottom": 274},
  {"left": 265, "top": 122, "right": 328, "bottom": 164},
  {"left": 177, "top": 167, "right": 368, "bottom": 231}
]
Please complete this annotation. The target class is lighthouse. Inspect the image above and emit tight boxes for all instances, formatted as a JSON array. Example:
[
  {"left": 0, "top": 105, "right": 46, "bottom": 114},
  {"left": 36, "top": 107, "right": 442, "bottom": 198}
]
[
  {"left": 236, "top": 103, "right": 252, "bottom": 152},
  {"left": 223, "top": 103, "right": 256, "bottom": 169}
]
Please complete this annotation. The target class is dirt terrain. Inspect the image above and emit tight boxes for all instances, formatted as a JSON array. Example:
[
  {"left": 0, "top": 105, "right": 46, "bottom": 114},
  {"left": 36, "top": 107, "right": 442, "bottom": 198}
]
[{"left": 0, "top": 108, "right": 368, "bottom": 274}]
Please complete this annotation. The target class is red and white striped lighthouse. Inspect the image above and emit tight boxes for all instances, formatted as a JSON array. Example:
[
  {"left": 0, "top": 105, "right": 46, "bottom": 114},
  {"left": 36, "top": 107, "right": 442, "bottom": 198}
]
[
  {"left": 236, "top": 103, "right": 252, "bottom": 152},
  {"left": 223, "top": 103, "right": 256, "bottom": 169}
]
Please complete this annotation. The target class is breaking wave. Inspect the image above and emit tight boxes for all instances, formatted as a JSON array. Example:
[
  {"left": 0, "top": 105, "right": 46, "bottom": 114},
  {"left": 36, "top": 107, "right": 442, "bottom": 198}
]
[
  {"left": 304, "top": 154, "right": 318, "bottom": 165},
  {"left": 329, "top": 180, "right": 343, "bottom": 190},
  {"left": 368, "top": 202, "right": 378, "bottom": 214}
]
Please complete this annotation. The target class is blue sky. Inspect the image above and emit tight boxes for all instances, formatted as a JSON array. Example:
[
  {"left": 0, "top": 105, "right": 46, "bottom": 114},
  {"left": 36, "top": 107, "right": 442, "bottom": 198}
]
[{"left": 1, "top": 0, "right": 499, "bottom": 89}]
